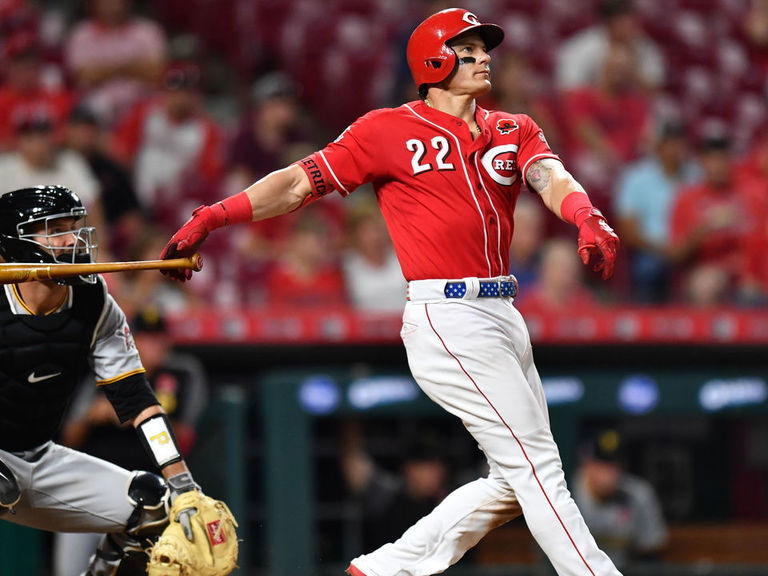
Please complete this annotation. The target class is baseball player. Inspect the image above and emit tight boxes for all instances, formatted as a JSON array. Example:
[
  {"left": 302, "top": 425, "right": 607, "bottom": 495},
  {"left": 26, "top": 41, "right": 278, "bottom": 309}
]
[
  {"left": 160, "top": 8, "right": 621, "bottom": 576},
  {"left": 0, "top": 185, "right": 222, "bottom": 575}
]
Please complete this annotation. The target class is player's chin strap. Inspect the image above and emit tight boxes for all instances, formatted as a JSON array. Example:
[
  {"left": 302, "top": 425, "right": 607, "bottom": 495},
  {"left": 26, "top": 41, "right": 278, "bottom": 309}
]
[{"left": 0, "top": 458, "right": 20, "bottom": 516}]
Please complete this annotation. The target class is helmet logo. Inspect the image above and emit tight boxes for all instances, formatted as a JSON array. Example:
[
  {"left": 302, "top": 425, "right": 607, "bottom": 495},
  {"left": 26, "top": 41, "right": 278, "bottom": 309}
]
[
  {"left": 496, "top": 118, "right": 519, "bottom": 135},
  {"left": 463, "top": 12, "right": 480, "bottom": 25}
]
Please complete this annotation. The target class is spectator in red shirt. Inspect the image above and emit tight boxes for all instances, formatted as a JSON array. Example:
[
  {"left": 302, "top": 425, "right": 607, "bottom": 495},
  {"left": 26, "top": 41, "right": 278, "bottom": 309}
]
[
  {"left": 110, "top": 61, "right": 224, "bottom": 234},
  {"left": 0, "top": 32, "right": 74, "bottom": 150},
  {"left": 265, "top": 210, "right": 347, "bottom": 310},
  {"left": 65, "top": 0, "right": 167, "bottom": 125},
  {"left": 562, "top": 41, "right": 652, "bottom": 200},
  {"left": 669, "top": 130, "right": 757, "bottom": 305}
]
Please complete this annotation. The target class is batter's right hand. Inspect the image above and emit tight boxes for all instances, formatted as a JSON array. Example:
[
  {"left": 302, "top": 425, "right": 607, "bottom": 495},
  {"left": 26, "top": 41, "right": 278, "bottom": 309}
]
[
  {"left": 576, "top": 208, "right": 619, "bottom": 280},
  {"left": 160, "top": 205, "right": 212, "bottom": 282}
]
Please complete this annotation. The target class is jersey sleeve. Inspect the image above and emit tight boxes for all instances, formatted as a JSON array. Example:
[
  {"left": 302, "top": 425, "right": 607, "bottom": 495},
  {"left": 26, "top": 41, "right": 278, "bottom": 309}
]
[
  {"left": 516, "top": 114, "right": 561, "bottom": 181},
  {"left": 90, "top": 292, "right": 146, "bottom": 384},
  {"left": 295, "top": 110, "right": 386, "bottom": 200}
]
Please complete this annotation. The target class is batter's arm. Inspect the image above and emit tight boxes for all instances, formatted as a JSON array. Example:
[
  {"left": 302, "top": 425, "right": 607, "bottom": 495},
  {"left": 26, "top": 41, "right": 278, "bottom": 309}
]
[
  {"left": 159, "top": 165, "right": 313, "bottom": 280},
  {"left": 242, "top": 164, "right": 313, "bottom": 220},
  {"left": 525, "top": 158, "right": 585, "bottom": 219},
  {"left": 526, "top": 158, "right": 620, "bottom": 279}
]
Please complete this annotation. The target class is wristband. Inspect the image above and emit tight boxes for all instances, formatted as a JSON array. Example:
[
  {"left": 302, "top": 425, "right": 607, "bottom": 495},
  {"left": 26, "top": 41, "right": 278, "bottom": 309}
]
[
  {"left": 206, "top": 191, "right": 253, "bottom": 229},
  {"left": 560, "top": 191, "right": 595, "bottom": 227},
  {"left": 137, "top": 413, "right": 182, "bottom": 469}
]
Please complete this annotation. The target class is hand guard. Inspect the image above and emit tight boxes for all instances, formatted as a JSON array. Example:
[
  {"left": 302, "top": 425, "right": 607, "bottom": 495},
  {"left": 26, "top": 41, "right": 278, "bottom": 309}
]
[
  {"left": 576, "top": 208, "right": 620, "bottom": 280},
  {"left": 147, "top": 490, "right": 239, "bottom": 576},
  {"left": 159, "top": 206, "right": 213, "bottom": 281}
]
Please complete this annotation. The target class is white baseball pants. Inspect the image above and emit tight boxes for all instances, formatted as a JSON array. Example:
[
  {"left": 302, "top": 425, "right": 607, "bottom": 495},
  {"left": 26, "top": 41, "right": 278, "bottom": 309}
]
[{"left": 351, "top": 291, "right": 621, "bottom": 576}]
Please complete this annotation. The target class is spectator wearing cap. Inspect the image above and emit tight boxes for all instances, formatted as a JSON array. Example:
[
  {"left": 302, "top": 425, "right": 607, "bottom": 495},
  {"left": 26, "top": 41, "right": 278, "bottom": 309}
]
[
  {"left": 66, "top": 103, "right": 144, "bottom": 260},
  {"left": 225, "top": 72, "right": 343, "bottom": 300},
  {"left": 65, "top": 0, "right": 167, "bottom": 125},
  {"left": 572, "top": 428, "right": 668, "bottom": 572},
  {"left": 226, "top": 71, "right": 312, "bottom": 193},
  {"left": 340, "top": 419, "right": 451, "bottom": 553},
  {"left": 555, "top": 0, "right": 665, "bottom": 92},
  {"left": 615, "top": 120, "right": 701, "bottom": 302},
  {"left": 0, "top": 31, "right": 74, "bottom": 151},
  {"left": 54, "top": 305, "right": 208, "bottom": 576},
  {"left": 109, "top": 60, "right": 224, "bottom": 236},
  {"left": 669, "top": 128, "right": 758, "bottom": 305},
  {"left": 0, "top": 104, "right": 106, "bottom": 240}
]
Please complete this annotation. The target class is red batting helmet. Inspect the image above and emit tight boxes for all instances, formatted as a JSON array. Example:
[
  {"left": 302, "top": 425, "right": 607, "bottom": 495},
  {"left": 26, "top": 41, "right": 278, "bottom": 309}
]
[{"left": 407, "top": 8, "right": 504, "bottom": 89}]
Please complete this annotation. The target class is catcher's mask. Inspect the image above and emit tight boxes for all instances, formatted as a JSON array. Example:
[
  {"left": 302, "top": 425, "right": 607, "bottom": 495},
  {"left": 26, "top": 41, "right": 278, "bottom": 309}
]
[
  {"left": 0, "top": 185, "right": 98, "bottom": 285},
  {"left": 407, "top": 8, "right": 504, "bottom": 96}
]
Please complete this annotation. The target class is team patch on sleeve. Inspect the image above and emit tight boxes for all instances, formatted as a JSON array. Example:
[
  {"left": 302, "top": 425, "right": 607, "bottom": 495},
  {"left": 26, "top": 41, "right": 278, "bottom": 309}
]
[{"left": 299, "top": 155, "right": 331, "bottom": 198}]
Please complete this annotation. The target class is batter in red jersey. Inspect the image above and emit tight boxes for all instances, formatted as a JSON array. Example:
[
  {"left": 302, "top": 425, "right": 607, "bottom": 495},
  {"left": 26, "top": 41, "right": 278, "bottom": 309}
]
[{"left": 160, "top": 8, "right": 621, "bottom": 576}]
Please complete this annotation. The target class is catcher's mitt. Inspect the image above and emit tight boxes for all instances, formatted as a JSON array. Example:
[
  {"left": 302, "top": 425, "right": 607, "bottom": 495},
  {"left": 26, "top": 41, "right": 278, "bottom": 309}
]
[{"left": 147, "top": 490, "right": 238, "bottom": 576}]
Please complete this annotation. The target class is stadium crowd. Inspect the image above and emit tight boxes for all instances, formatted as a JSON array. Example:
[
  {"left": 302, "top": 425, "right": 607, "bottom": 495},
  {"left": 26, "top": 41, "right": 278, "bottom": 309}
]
[{"left": 1, "top": 0, "right": 767, "bottom": 315}]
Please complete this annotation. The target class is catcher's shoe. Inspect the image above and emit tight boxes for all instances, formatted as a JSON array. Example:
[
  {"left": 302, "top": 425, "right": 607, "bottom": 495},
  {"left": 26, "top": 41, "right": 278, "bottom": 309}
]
[{"left": 346, "top": 564, "right": 366, "bottom": 576}]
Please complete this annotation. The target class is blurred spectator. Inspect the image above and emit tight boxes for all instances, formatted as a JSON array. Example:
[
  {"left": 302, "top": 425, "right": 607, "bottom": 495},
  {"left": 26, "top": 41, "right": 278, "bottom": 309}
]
[
  {"left": 263, "top": 209, "right": 347, "bottom": 309},
  {"left": 341, "top": 419, "right": 450, "bottom": 553},
  {"left": 614, "top": 120, "right": 701, "bottom": 303},
  {"left": 0, "top": 31, "right": 74, "bottom": 150},
  {"left": 509, "top": 194, "right": 545, "bottom": 295},
  {"left": 516, "top": 237, "right": 599, "bottom": 312},
  {"left": 573, "top": 428, "right": 668, "bottom": 571},
  {"left": 65, "top": 0, "right": 167, "bottom": 125},
  {"left": 737, "top": 137, "right": 768, "bottom": 303},
  {"left": 669, "top": 129, "right": 757, "bottom": 305},
  {"left": 65, "top": 103, "right": 144, "bottom": 260},
  {"left": 342, "top": 199, "right": 405, "bottom": 313},
  {"left": 482, "top": 52, "right": 563, "bottom": 154},
  {"left": 563, "top": 41, "right": 652, "bottom": 170},
  {"left": 110, "top": 60, "right": 225, "bottom": 234},
  {"left": 225, "top": 71, "right": 310, "bottom": 195},
  {"left": 0, "top": 105, "right": 107, "bottom": 245},
  {"left": 740, "top": 0, "right": 768, "bottom": 75},
  {"left": 53, "top": 305, "right": 208, "bottom": 576},
  {"left": 113, "top": 225, "right": 196, "bottom": 318},
  {"left": 555, "top": 0, "right": 665, "bottom": 92}
]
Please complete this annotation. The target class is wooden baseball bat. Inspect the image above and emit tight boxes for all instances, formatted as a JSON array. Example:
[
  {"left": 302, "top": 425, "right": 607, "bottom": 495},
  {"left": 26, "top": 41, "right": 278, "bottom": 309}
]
[{"left": 0, "top": 254, "right": 202, "bottom": 284}]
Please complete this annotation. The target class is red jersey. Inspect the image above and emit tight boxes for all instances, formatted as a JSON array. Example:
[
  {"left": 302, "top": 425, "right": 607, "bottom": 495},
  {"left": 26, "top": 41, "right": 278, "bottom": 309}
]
[{"left": 296, "top": 100, "right": 559, "bottom": 281}]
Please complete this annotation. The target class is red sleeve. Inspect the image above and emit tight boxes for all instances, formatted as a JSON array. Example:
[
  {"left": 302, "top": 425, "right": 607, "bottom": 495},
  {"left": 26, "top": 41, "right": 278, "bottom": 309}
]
[
  {"left": 515, "top": 114, "right": 561, "bottom": 179},
  {"left": 295, "top": 110, "right": 387, "bottom": 200}
]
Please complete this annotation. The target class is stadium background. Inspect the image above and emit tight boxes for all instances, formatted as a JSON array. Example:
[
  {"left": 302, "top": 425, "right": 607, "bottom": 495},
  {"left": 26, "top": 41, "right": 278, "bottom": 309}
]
[{"left": 1, "top": 0, "right": 767, "bottom": 574}]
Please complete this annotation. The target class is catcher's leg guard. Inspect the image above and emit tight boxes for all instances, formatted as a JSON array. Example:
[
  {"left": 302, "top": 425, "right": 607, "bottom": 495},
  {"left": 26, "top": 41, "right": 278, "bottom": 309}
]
[
  {"left": 0, "top": 457, "right": 21, "bottom": 516},
  {"left": 83, "top": 471, "right": 169, "bottom": 576}
]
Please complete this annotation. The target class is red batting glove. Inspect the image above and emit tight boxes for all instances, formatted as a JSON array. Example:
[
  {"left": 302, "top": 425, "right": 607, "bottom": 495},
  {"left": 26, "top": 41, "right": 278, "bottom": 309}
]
[
  {"left": 575, "top": 208, "right": 620, "bottom": 280},
  {"left": 159, "top": 206, "right": 214, "bottom": 282}
]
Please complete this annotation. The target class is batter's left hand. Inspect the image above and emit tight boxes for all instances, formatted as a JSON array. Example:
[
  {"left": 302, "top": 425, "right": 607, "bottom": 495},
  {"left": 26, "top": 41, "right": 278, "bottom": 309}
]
[
  {"left": 159, "top": 206, "right": 212, "bottom": 281},
  {"left": 576, "top": 209, "right": 619, "bottom": 280}
]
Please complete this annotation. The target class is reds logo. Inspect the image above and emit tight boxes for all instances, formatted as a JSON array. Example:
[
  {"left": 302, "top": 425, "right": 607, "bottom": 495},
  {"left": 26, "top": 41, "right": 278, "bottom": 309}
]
[
  {"left": 496, "top": 119, "right": 519, "bottom": 135},
  {"left": 462, "top": 12, "right": 481, "bottom": 25},
  {"left": 480, "top": 144, "right": 519, "bottom": 186}
]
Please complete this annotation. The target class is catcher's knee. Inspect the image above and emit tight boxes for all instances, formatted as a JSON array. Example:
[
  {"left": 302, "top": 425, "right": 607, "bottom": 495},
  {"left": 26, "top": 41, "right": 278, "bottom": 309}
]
[
  {"left": 0, "top": 457, "right": 21, "bottom": 515},
  {"left": 125, "top": 471, "right": 168, "bottom": 536}
]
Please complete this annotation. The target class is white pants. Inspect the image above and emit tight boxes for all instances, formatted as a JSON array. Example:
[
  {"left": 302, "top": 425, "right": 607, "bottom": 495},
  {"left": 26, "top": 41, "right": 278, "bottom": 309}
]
[{"left": 351, "top": 292, "right": 621, "bottom": 576}]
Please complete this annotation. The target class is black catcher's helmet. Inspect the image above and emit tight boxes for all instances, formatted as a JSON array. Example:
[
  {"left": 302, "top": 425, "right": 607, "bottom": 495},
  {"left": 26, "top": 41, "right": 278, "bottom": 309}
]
[{"left": 0, "top": 185, "right": 99, "bottom": 284}]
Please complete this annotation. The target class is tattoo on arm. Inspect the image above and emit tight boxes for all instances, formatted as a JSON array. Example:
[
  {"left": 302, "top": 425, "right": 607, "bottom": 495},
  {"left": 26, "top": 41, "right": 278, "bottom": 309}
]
[{"left": 526, "top": 159, "right": 553, "bottom": 193}]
